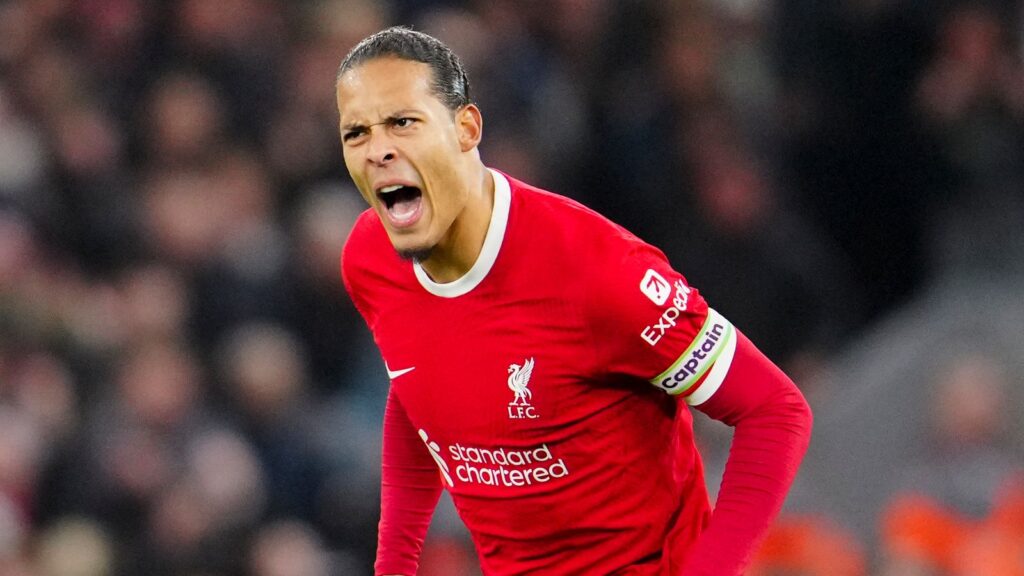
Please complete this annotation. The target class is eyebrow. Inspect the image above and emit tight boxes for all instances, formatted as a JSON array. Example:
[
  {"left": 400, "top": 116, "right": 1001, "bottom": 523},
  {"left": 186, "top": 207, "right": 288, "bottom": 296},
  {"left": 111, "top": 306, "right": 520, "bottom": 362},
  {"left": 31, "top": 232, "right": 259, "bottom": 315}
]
[{"left": 341, "top": 109, "right": 424, "bottom": 132}]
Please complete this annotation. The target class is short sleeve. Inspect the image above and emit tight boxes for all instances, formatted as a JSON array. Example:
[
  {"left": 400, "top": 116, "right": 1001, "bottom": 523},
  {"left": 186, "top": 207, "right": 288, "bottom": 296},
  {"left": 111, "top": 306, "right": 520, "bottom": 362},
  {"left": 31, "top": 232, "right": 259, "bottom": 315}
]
[{"left": 587, "top": 239, "right": 737, "bottom": 406}]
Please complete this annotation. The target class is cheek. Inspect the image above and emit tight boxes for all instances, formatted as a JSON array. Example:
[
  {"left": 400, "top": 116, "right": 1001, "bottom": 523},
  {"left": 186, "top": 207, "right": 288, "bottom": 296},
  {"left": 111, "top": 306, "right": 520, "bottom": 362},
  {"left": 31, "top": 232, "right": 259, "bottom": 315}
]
[
  {"left": 341, "top": 153, "right": 369, "bottom": 187},
  {"left": 342, "top": 147, "right": 361, "bottom": 170}
]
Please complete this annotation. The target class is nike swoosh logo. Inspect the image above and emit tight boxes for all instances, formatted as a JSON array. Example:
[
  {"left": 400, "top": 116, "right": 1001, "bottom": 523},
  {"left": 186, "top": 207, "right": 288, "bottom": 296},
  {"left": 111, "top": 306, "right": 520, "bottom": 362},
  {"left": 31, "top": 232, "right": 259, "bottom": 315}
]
[{"left": 385, "top": 363, "right": 416, "bottom": 380}]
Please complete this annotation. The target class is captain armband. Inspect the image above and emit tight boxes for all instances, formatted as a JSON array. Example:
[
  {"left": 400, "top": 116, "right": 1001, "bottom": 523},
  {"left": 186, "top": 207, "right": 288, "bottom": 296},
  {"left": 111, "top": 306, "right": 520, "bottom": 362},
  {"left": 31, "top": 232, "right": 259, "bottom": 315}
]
[{"left": 650, "top": 308, "right": 737, "bottom": 405}]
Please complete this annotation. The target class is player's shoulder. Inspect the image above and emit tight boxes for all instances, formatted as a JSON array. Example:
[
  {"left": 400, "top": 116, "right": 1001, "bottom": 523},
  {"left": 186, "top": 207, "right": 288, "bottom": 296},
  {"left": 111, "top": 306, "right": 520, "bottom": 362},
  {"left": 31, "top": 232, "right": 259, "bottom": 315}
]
[
  {"left": 342, "top": 208, "right": 386, "bottom": 279},
  {"left": 505, "top": 173, "right": 649, "bottom": 257},
  {"left": 341, "top": 208, "right": 410, "bottom": 310},
  {"left": 507, "top": 174, "right": 667, "bottom": 276}
]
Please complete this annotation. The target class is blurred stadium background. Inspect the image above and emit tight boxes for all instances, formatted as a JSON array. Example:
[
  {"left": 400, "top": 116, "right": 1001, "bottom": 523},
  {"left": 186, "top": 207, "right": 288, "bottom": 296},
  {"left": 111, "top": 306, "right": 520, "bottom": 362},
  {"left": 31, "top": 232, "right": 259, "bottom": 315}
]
[{"left": 1, "top": 0, "right": 1023, "bottom": 574}]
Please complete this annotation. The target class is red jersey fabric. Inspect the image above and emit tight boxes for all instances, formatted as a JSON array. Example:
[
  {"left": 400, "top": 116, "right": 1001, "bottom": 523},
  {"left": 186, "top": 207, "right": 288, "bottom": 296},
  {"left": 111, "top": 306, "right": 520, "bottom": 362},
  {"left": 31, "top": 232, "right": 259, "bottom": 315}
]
[{"left": 343, "top": 170, "right": 811, "bottom": 575}]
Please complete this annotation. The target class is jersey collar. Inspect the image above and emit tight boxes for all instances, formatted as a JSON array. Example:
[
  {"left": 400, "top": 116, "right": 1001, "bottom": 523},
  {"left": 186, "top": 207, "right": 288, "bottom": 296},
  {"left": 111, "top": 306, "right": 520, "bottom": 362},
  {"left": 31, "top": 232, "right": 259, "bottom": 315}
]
[{"left": 413, "top": 168, "right": 511, "bottom": 298}]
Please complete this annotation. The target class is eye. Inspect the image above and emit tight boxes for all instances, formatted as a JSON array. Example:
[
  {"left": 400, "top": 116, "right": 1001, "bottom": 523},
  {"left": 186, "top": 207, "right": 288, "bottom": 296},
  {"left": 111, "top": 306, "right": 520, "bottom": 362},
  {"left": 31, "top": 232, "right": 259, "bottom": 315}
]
[
  {"left": 393, "top": 117, "right": 417, "bottom": 129},
  {"left": 342, "top": 129, "right": 366, "bottom": 143}
]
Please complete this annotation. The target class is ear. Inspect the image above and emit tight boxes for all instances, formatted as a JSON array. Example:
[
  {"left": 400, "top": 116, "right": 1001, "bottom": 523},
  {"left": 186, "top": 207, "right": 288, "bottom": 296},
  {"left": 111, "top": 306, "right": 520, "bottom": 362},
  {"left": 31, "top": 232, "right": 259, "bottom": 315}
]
[{"left": 455, "top": 104, "right": 483, "bottom": 152}]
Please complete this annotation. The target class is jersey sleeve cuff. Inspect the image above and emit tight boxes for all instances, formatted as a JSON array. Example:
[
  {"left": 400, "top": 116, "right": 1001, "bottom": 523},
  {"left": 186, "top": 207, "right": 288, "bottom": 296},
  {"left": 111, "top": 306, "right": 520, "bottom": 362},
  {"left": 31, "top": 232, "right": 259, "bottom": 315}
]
[{"left": 649, "top": 308, "right": 737, "bottom": 405}]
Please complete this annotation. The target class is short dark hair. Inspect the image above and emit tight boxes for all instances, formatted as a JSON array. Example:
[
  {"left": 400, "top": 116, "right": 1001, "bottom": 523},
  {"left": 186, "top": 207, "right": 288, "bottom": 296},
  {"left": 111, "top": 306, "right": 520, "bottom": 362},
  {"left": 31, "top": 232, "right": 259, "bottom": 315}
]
[{"left": 336, "top": 26, "right": 472, "bottom": 111}]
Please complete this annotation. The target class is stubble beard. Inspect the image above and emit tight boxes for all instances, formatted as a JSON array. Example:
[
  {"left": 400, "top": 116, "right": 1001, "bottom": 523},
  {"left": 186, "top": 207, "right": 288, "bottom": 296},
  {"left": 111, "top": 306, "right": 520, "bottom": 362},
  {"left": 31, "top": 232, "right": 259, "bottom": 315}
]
[{"left": 397, "top": 246, "right": 434, "bottom": 263}]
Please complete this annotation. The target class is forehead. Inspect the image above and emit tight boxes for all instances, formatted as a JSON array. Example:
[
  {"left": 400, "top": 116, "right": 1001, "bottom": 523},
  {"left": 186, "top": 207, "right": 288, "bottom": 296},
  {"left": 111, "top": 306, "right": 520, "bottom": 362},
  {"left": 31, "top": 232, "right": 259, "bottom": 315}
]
[{"left": 336, "top": 57, "right": 439, "bottom": 120}]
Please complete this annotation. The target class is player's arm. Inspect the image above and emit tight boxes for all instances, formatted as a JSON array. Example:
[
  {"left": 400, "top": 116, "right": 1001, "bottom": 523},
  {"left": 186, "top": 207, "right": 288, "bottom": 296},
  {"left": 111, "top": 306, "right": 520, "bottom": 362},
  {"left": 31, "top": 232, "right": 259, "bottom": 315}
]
[
  {"left": 375, "top": 388, "right": 443, "bottom": 576},
  {"left": 589, "top": 241, "right": 811, "bottom": 575},
  {"left": 679, "top": 327, "right": 812, "bottom": 575},
  {"left": 340, "top": 214, "right": 442, "bottom": 574},
  {"left": 647, "top": 299, "right": 811, "bottom": 576}
]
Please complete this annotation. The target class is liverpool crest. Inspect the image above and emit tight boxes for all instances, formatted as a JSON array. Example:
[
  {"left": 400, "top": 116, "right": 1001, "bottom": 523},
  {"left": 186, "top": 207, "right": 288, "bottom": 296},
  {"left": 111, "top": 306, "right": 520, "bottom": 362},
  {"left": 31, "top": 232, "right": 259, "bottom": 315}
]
[{"left": 507, "top": 357, "right": 538, "bottom": 419}]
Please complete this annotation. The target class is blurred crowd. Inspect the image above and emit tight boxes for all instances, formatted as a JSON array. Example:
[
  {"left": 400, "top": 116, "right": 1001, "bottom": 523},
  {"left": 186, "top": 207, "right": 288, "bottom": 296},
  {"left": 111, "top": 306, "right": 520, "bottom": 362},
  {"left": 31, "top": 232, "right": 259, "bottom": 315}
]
[{"left": 0, "top": 0, "right": 1023, "bottom": 574}]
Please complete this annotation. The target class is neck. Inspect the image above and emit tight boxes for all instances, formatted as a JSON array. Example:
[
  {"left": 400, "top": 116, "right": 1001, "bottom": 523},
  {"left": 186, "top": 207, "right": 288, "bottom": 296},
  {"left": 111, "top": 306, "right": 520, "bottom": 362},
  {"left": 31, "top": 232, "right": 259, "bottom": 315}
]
[{"left": 418, "top": 164, "right": 494, "bottom": 283}]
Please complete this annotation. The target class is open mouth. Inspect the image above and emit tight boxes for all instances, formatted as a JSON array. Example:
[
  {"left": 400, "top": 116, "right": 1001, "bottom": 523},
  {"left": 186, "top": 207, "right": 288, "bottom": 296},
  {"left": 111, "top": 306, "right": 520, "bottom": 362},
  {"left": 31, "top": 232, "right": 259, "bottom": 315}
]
[{"left": 377, "top": 184, "right": 423, "bottom": 226}]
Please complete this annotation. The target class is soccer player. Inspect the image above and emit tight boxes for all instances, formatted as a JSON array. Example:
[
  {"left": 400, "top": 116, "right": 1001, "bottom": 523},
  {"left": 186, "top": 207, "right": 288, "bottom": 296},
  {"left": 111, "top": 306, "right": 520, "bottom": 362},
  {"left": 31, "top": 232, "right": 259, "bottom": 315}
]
[{"left": 337, "top": 26, "right": 813, "bottom": 576}]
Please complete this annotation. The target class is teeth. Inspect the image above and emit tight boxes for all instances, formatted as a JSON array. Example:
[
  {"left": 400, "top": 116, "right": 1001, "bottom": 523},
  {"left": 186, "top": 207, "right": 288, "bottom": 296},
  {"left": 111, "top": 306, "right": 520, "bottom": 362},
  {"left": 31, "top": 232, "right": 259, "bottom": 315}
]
[{"left": 379, "top": 184, "right": 402, "bottom": 194}]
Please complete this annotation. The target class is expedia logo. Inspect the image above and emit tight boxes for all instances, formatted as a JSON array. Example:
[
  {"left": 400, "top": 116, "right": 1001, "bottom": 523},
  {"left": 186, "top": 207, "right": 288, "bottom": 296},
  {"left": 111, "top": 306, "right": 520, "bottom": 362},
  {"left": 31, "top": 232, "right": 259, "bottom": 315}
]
[
  {"left": 640, "top": 269, "right": 671, "bottom": 305},
  {"left": 641, "top": 279, "right": 693, "bottom": 346}
]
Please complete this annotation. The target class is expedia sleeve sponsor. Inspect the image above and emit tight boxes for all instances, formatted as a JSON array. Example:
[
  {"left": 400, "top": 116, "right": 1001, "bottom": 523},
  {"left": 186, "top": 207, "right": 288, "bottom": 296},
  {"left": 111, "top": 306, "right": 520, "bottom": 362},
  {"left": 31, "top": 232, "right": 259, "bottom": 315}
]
[
  {"left": 640, "top": 279, "right": 693, "bottom": 346},
  {"left": 650, "top": 308, "right": 737, "bottom": 405}
]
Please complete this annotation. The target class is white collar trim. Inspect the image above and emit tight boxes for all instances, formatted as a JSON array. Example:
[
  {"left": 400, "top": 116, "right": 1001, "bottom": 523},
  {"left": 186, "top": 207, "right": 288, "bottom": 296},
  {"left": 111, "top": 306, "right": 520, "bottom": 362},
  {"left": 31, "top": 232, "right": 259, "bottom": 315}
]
[{"left": 413, "top": 169, "right": 510, "bottom": 298}]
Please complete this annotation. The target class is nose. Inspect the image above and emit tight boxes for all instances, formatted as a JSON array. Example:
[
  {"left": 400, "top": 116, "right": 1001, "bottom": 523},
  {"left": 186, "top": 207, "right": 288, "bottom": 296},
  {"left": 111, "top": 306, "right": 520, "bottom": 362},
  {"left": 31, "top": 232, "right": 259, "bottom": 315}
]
[{"left": 366, "top": 131, "right": 397, "bottom": 166}]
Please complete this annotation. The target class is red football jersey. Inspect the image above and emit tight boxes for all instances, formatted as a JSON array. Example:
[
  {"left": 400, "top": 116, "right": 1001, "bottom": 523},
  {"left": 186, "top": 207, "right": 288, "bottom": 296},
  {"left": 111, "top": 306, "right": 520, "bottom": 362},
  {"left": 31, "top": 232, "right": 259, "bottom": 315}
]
[{"left": 344, "top": 170, "right": 743, "bottom": 575}]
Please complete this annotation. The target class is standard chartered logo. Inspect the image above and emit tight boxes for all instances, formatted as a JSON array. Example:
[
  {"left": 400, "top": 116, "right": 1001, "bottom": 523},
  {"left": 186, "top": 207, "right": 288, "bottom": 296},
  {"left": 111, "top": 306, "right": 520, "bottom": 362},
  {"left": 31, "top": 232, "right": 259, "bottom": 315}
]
[
  {"left": 418, "top": 429, "right": 569, "bottom": 489},
  {"left": 450, "top": 442, "right": 569, "bottom": 487},
  {"left": 418, "top": 429, "right": 454, "bottom": 487}
]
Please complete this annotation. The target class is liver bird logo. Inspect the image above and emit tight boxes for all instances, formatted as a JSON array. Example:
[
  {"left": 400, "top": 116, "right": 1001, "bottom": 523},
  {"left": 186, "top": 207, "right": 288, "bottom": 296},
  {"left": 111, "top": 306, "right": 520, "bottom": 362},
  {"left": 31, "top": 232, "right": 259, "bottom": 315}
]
[{"left": 507, "top": 358, "right": 535, "bottom": 406}]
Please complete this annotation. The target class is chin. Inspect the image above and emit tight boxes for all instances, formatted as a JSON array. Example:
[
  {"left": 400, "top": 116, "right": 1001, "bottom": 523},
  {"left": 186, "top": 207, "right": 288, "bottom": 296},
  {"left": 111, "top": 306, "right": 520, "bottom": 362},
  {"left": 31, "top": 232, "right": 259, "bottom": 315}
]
[
  {"left": 391, "top": 237, "right": 433, "bottom": 262},
  {"left": 386, "top": 228, "right": 431, "bottom": 261},
  {"left": 388, "top": 224, "right": 438, "bottom": 262},
  {"left": 396, "top": 246, "right": 434, "bottom": 262}
]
